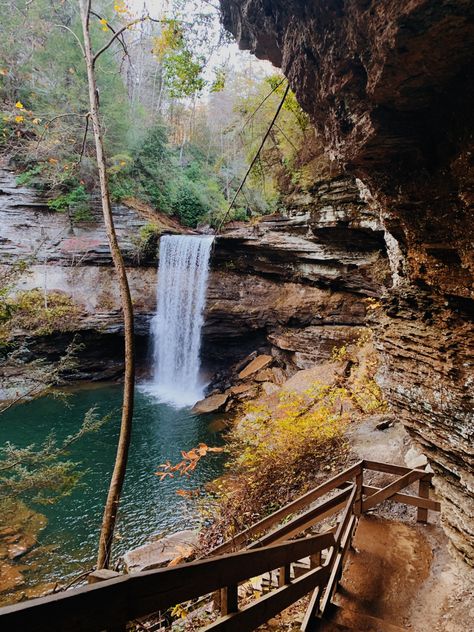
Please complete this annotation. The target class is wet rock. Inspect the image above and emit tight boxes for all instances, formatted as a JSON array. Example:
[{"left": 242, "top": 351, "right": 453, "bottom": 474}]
[
  {"left": 123, "top": 530, "right": 197, "bottom": 573},
  {"left": 192, "top": 392, "right": 228, "bottom": 414},
  {"left": 0, "top": 562, "right": 25, "bottom": 593}
]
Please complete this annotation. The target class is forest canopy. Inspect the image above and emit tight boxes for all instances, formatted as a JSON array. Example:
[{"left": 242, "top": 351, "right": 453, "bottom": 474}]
[{"left": 0, "top": 0, "right": 309, "bottom": 228}]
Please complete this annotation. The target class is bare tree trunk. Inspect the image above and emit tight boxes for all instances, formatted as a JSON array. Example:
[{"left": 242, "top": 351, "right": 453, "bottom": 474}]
[{"left": 79, "top": 0, "right": 135, "bottom": 570}]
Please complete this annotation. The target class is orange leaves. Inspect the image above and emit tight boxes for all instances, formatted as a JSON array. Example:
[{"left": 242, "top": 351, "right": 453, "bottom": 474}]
[{"left": 155, "top": 442, "right": 224, "bottom": 482}]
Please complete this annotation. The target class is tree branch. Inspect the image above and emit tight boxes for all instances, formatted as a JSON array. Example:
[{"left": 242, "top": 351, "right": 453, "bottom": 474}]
[
  {"left": 93, "top": 16, "right": 164, "bottom": 66},
  {"left": 54, "top": 24, "right": 85, "bottom": 57},
  {"left": 90, "top": 10, "right": 128, "bottom": 60},
  {"left": 74, "top": 112, "right": 91, "bottom": 165},
  {"left": 35, "top": 113, "right": 89, "bottom": 153}
]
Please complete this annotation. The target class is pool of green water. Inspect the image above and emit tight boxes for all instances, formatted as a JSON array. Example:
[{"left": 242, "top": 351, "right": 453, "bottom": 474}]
[{"left": 0, "top": 383, "right": 225, "bottom": 588}]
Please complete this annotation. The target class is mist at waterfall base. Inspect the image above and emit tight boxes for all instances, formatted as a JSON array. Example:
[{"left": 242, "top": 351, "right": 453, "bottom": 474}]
[{"left": 143, "top": 234, "right": 214, "bottom": 408}]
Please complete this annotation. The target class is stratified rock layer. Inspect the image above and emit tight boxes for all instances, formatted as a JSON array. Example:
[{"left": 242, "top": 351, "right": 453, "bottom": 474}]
[{"left": 219, "top": 0, "right": 474, "bottom": 563}]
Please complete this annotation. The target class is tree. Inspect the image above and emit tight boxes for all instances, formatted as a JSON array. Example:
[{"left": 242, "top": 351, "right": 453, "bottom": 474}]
[{"left": 78, "top": 0, "right": 135, "bottom": 570}]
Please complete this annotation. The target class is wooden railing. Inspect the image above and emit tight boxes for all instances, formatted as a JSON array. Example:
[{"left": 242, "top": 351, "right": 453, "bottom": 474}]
[{"left": 0, "top": 460, "right": 440, "bottom": 632}]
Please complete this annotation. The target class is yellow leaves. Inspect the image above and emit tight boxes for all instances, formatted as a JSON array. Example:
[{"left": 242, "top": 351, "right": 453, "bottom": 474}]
[
  {"left": 152, "top": 21, "right": 183, "bottom": 60},
  {"left": 365, "top": 297, "right": 382, "bottom": 310},
  {"left": 15, "top": 101, "right": 24, "bottom": 109},
  {"left": 14, "top": 115, "right": 24, "bottom": 124},
  {"left": 170, "top": 604, "right": 188, "bottom": 619},
  {"left": 113, "top": 0, "right": 127, "bottom": 14}
]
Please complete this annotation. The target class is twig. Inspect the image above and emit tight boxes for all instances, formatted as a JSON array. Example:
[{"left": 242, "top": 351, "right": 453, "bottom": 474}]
[
  {"left": 54, "top": 24, "right": 85, "bottom": 57},
  {"left": 241, "top": 77, "right": 286, "bottom": 131},
  {"left": 74, "top": 112, "right": 91, "bottom": 165},
  {"left": 93, "top": 15, "right": 165, "bottom": 66},
  {"left": 35, "top": 113, "right": 88, "bottom": 153},
  {"left": 90, "top": 10, "right": 128, "bottom": 60}
]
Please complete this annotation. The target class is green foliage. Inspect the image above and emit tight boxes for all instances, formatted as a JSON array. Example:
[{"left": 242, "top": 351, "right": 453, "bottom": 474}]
[
  {"left": 0, "top": 407, "right": 110, "bottom": 511},
  {"left": 133, "top": 223, "right": 162, "bottom": 261},
  {"left": 47, "top": 185, "right": 92, "bottom": 222},
  {"left": 163, "top": 50, "right": 206, "bottom": 98},
  {"left": 16, "top": 165, "right": 44, "bottom": 186},
  {"left": 1, "top": 289, "right": 80, "bottom": 341}
]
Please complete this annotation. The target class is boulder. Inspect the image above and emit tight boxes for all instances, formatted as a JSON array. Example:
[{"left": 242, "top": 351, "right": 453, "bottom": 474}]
[
  {"left": 405, "top": 448, "right": 428, "bottom": 470},
  {"left": 192, "top": 392, "right": 228, "bottom": 414},
  {"left": 123, "top": 530, "right": 197, "bottom": 573},
  {"left": 238, "top": 354, "right": 273, "bottom": 379},
  {"left": 254, "top": 368, "right": 275, "bottom": 382}
]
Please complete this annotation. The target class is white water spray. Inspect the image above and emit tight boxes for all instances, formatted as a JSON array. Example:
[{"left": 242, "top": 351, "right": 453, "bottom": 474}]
[{"left": 149, "top": 234, "right": 214, "bottom": 407}]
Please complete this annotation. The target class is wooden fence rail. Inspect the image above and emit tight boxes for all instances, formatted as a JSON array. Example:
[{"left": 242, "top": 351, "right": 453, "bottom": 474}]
[{"left": 0, "top": 460, "right": 439, "bottom": 632}]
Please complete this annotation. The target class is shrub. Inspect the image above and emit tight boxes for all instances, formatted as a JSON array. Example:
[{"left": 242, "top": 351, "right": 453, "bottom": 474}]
[
  {"left": 201, "top": 383, "right": 350, "bottom": 549},
  {"left": 16, "top": 164, "right": 44, "bottom": 186},
  {"left": 47, "top": 184, "right": 91, "bottom": 222},
  {"left": 1, "top": 289, "right": 81, "bottom": 339}
]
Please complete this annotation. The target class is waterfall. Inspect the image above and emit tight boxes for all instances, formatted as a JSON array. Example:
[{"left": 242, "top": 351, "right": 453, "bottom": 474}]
[{"left": 149, "top": 234, "right": 214, "bottom": 407}]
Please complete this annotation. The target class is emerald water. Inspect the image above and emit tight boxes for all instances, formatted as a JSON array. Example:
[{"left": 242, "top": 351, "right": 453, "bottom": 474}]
[{"left": 0, "top": 383, "right": 224, "bottom": 589}]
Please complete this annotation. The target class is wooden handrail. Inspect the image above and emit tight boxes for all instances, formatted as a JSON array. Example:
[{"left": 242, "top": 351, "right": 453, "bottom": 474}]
[
  {"left": 211, "top": 462, "right": 363, "bottom": 554},
  {"left": 248, "top": 485, "right": 354, "bottom": 548},
  {"left": 0, "top": 532, "right": 335, "bottom": 632},
  {"left": 0, "top": 460, "right": 441, "bottom": 632}
]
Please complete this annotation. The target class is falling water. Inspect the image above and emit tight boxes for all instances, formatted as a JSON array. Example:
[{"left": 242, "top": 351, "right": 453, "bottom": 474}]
[{"left": 149, "top": 234, "right": 214, "bottom": 407}]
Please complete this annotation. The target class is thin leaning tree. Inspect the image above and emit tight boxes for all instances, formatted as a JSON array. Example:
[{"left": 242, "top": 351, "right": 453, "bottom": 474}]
[{"left": 78, "top": 0, "right": 135, "bottom": 570}]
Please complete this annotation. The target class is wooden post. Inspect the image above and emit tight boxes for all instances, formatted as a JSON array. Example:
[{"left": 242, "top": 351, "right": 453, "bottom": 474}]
[
  {"left": 354, "top": 469, "right": 363, "bottom": 517},
  {"left": 417, "top": 476, "right": 430, "bottom": 523},
  {"left": 88, "top": 570, "right": 125, "bottom": 632},
  {"left": 220, "top": 584, "right": 238, "bottom": 616},
  {"left": 310, "top": 551, "right": 321, "bottom": 568},
  {"left": 278, "top": 564, "right": 291, "bottom": 587}
]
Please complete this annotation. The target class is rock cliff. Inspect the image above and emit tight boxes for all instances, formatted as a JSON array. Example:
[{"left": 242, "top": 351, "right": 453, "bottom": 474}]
[{"left": 219, "top": 0, "right": 474, "bottom": 563}]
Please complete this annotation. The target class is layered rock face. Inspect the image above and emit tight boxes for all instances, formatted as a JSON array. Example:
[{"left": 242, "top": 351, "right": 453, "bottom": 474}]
[
  {"left": 219, "top": 0, "right": 474, "bottom": 562},
  {"left": 0, "top": 165, "right": 156, "bottom": 379},
  {"left": 205, "top": 175, "right": 389, "bottom": 368}
]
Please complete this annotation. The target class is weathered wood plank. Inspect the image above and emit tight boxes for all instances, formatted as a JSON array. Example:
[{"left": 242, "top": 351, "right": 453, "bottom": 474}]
[
  {"left": 363, "top": 460, "right": 432, "bottom": 478},
  {"left": 220, "top": 585, "right": 238, "bottom": 616},
  {"left": 211, "top": 462, "right": 363, "bottom": 554},
  {"left": 202, "top": 565, "right": 330, "bottom": 632},
  {"left": 362, "top": 485, "right": 440, "bottom": 511},
  {"left": 318, "top": 515, "right": 356, "bottom": 618},
  {"left": 417, "top": 477, "right": 431, "bottom": 522},
  {"left": 300, "top": 585, "right": 322, "bottom": 632},
  {"left": 0, "top": 532, "right": 335, "bottom": 632},
  {"left": 248, "top": 486, "right": 354, "bottom": 549},
  {"left": 362, "top": 470, "right": 426, "bottom": 513}
]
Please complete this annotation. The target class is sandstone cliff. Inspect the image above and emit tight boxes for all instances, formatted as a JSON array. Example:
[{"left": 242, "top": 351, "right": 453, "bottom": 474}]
[{"left": 219, "top": 0, "right": 474, "bottom": 563}]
